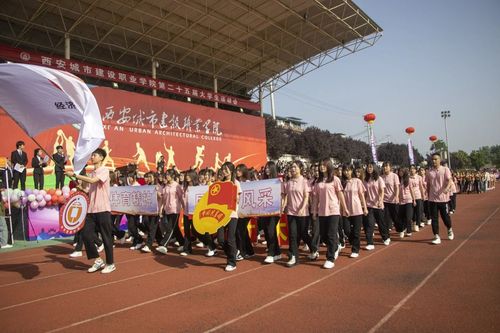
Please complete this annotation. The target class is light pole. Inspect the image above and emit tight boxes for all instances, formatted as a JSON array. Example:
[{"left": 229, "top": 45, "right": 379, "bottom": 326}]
[{"left": 441, "top": 110, "right": 451, "bottom": 169}]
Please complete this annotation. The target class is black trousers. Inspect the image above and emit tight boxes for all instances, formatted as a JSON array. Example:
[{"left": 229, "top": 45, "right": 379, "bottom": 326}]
[
  {"left": 423, "top": 200, "right": 430, "bottom": 220},
  {"left": 126, "top": 214, "right": 143, "bottom": 246},
  {"left": 111, "top": 214, "right": 126, "bottom": 239},
  {"left": 182, "top": 215, "right": 194, "bottom": 253},
  {"left": 33, "top": 173, "right": 44, "bottom": 190},
  {"left": 413, "top": 199, "right": 423, "bottom": 224},
  {"left": 363, "top": 207, "right": 389, "bottom": 243},
  {"left": 12, "top": 170, "right": 26, "bottom": 190},
  {"left": 223, "top": 218, "right": 238, "bottom": 267},
  {"left": 449, "top": 194, "right": 457, "bottom": 212},
  {"left": 339, "top": 216, "right": 350, "bottom": 246},
  {"left": 429, "top": 201, "right": 452, "bottom": 235},
  {"left": 398, "top": 203, "right": 413, "bottom": 233},
  {"left": 261, "top": 216, "right": 281, "bottom": 256},
  {"left": 309, "top": 214, "right": 320, "bottom": 251},
  {"left": 159, "top": 214, "right": 184, "bottom": 247},
  {"left": 348, "top": 215, "right": 363, "bottom": 254},
  {"left": 74, "top": 228, "right": 102, "bottom": 251},
  {"left": 144, "top": 215, "right": 162, "bottom": 248},
  {"left": 319, "top": 215, "right": 340, "bottom": 261},
  {"left": 384, "top": 203, "right": 399, "bottom": 230},
  {"left": 287, "top": 215, "right": 312, "bottom": 258},
  {"left": 83, "top": 212, "right": 114, "bottom": 264},
  {"left": 236, "top": 217, "right": 254, "bottom": 256},
  {"left": 55, "top": 171, "right": 65, "bottom": 189}
]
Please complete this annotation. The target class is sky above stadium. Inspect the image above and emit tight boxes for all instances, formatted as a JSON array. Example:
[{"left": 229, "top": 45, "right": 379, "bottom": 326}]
[{"left": 261, "top": 0, "right": 500, "bottom": 155}]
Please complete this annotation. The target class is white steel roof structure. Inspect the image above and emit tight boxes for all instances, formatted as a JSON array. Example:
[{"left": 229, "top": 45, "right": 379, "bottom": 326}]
[{"left": 0, "top": 0, "right": 382, "bottom": 101}]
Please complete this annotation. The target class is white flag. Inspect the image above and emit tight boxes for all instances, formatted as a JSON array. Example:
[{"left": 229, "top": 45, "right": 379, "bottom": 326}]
[{"left": 0, "top": 63, "right": 105, "bottom": 174}]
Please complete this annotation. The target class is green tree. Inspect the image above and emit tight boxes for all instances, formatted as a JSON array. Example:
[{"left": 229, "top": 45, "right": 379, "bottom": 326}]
[
  {"left": 450, "top": 150, "right": 471, "bottom": 169},
  {"left": 490, "top": 145, "right": 500, "bottom": 168},
  {"left": 469, "top": 146, "right": 490, "bottom": 170}
]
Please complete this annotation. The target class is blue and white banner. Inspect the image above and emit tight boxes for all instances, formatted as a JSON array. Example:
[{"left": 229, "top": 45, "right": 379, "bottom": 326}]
[
  {"left": 187, "top": 179, "right": 282, "bottom": 217},
  {"left": 110, "top": 185, "right": 159, "bottom": 215}
]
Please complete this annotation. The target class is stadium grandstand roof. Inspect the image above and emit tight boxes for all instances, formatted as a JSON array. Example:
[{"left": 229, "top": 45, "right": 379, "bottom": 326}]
[{"left": 0, "top": 0, "right": 382, "bottom": 102}]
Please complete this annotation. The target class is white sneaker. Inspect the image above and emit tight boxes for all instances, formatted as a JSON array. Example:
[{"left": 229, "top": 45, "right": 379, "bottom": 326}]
[
  {"left": 431, "top": 235, "right": 441, "bottom": 245},
  {"left": 156, "top": 246, "right": 168, "bottom": 254},
  {"left": 126, "top": 236, "right": 133, "bottom": 242},
  {"left": 264, "top": 256, "right": 274, "bottom": 264},
  {"left": 130, "top": 243, "right": 144, "bottom": 250},
  {"left": 97, "top": 244, "right": 104, "bottom": 253},
  {"left": 174, "top": 241, "right": 180, "bottom": 247},
  {"left": 118, "top": 235, "right": 126, "bottom": 244},
  {"left": 427, "top": 219, "right": 432, "bottom": 225},
  {"left": 350, "top": 252, "right": 359, "bottom": 258},
  {"left": 334, "top": 247, "right": 340, "bottom": 260},
  {"left": 195, "top": 241, "right": 204, "bottom": 248},
  {"left": 302, "top": 244, "right": 309, "bottom": 252},
  {"left": 1, "top": 244, "right": 13, "bottom": 249},
  {"left": 414, "top": 225, "right": 420, "bottom": 232},
  {"left": 138, "top": 230, "right": 145, "bottom": 237},
  {"left": 419, "top": 222, "right": 425, "bottom": 228},
  {"left": 383, "top": 238, "right": 391, "bottom": 246},
  {"left": 308, "top": 251, "right": 319, "bottom": 260},
  {"left": 365, "top": 244, "right": 375, "bottom": 251},
  {"left": 69, "top": 251, "right": 82, "bottom": 258},
  {"left": 406, "top": 232, "right": 412, "bottom": 237},
  {"left": 261, "top": 241, "right": 267, "bottom": 245},
  {"left": 141, "top": 245, "right": 152, "bottom": 253},
  {"left": 273, "top": 254, "right": 282, "bottom": 261},
  {"left": 88, "top": 259, "right": 105, "bottom": 273},
  {"left": 399, "top": 232, "right": 405, "bottom": 238},
  {"left": 286, "top": 256, "right": 297, "bottom": 267},
  {"left": 449, "top": 210, "right": 454, "bottom": 215},
  {"left": 177, "top": 246, "right": 185, "bottom": 252},
  {"left": 206, "top": 249, "right": 217, "bottom": 257},
  {"left": 101, "top": 264, "right": 116, "bottom": 274},
  {"left": 448, "top": 229, "right": 454, "bottom": 240},
  {"left": 73, "top": 243, "right": 77, "bottom": 247},
  {"left": 339, "top": 243, "right": 346, "bottom": 250},
  {"left": 180, "top": 251, "right": 188, "bottom": 256},
  {"left": 323, "top": 260, "right": 335, "bottom": 269},
  {"left": 225, "top": 265, "right": 236, "bottom": 272}
]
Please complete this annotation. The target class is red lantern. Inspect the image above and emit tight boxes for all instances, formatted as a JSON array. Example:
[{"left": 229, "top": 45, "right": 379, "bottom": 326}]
[
  {"left": 405, "top": 127, "right": 415, "bottom": 135},
  {"left": 363, "top": 113, "right": 376, "bottom": 124},
  {"left": 429, "top": 135, "right": 437, "bottom": 142}
]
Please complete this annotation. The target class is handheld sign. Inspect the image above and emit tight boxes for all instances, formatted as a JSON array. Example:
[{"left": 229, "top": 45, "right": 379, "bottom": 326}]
[
  {"left": 193, "top": 181, "right": 237, "bottom": 234},
  {"left": 59, "top": 191, "right": 89, "bottom": 234}
]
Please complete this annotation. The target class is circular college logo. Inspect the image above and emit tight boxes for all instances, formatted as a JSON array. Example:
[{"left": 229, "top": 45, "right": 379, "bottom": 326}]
[
  {"left": 20, "top": 52, "right": 31, "bottom": 61},
  {"left": 59, "top": 192, "right": 89, "bottom": 234},
  {"left": 210, "top": 183, "right": 221, "bottom": 196}
]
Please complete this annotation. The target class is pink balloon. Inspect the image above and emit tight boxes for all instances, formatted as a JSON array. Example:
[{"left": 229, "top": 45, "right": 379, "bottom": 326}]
[
  {"left": 30, "top": 201, "right": 39, "bottom": 209},
  {"left": 39, "top": 190, "right": 47, "bottom": 196},
  {"left": 55, "top": 189, "right": 62, "bottom": 196},
  {"left": 38, "top": 200, "right": 46, "bottom": 207},
  {"left": 44, "top": 194, "right": 52, "bottom": 201},
  {"left": 22, "top": 197, "right": 28, "bottom": 205},
  {"left": 36, "top": 194, "right": 44, "bottom": 202},
  {"left": 63, "top": 193, "right": 70, "bottom": 199}
]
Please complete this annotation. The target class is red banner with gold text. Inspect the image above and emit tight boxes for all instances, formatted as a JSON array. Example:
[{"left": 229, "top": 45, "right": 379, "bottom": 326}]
[{"left": 0, "top": 87, "right": 267, "bottom": 174}]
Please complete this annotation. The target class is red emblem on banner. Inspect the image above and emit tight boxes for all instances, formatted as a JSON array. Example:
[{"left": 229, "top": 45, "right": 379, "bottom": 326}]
[
  {"left": 59, "top": 192, "right": 89, "bottom": 234},
  {"left": 207, "top": 182, "right": 237, "bottom": 210}
]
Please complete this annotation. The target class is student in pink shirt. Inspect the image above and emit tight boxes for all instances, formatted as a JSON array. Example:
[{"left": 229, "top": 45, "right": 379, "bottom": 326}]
[
  {"left": 381, "top": 161, "right": 400, "bottom": 231},
  {"left": 363, "top": 163, "right": 390, "bottom": 248},
  {"left": 419, "top": 167, "right": 431, "bottom": 225},
  {"left": 426, "top": 153, "right": 453, "bottom": 245},
  {"left": 156, "top": 169, "right": 185, "bottom": 254},
  {"left": 397, "top": 168, "right": 416, "bottom": 238},
  {"left": 448, "top": 173, "right": 458, "bottom": 215},
  {"left": 125, "top": 173, "right": 145, "bottom": 250},
  {"left": 178, "top": 169, "right": 199, "bottom": 256},
  {"left": 218, "top": 162, "right": 242, "bottom": 272},
  {"left": 66, "top": 148, "right": 115, "bottom": 274},
  {"left": 235, "top": 164, "right": 255, "bottom": 260},
  {"left": 282, "top": 160, "right": 312, "bottom": 267},
  {"left": 410, "top": 165, "right": 425, "bottom": 231},
  {"left": 261, "top": 161, "right": 282, "bottom": 264},
  {"left": 342, "top": 165, "right": 368, "bottom": 258},
  {"left": 312, "top": 159, "right": 348, "bottom": 269}
]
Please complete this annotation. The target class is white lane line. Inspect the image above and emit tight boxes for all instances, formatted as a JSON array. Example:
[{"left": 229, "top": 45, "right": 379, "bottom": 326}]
[
  {"left": 0, "top": 257, "right": 214, "bottom": 311},
  {"left": 204, "top": 243, "right": 397, "bottom": 333},
  {"left": 367, "top": 207, "right": 500, "bottom": 333},
  {"left": 44, "top": 265, "right": 266, "bottom": 333}
]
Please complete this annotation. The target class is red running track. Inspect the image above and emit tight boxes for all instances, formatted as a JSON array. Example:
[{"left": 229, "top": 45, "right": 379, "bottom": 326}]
[{"left": 0, "top": 189, "right": 499, "bottom": 332}]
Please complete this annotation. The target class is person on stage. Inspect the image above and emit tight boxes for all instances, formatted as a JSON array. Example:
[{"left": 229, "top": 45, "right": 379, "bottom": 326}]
[
  {"left": 11, "top": 141, "right": 28, "bottom": 190},
  {"left": 53, "top": 145, "right": 67, "bottom": 189},
  {"left": 426, "top": 153, "right": 454, "bottom": 245},
  {"left": 66, "top": 148, "right": 116, "bottom": 274},
  {"left": 32, "top": 148, "right": 47, "bottom": 190}
]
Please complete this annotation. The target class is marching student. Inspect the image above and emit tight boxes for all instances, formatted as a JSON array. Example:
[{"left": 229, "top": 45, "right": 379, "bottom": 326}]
[
  {"left": 342, "top": 165, "right": 368, "bottom": 258},
  {"left": 179, "top": 169, "right": 199, "bottom": 256},
  {"left": 381, "top": 161, "right": 399, "bottom": 231},
  {"left": 125, "top": 173, "right": 144, "bottom": 250},
  {"left": 312, "top": 159, "right": 348, "bottom": 269},
  {"left": 156, "top": 169, "right": 184, "bottom": 254},
  {"left": 426, "top": 153, "right": 454, "bottom": 245},
  {"left": 398, "top": 168, "right": 416, "bottom": 238},
  {"left": 217, "top": 162, "right": 242, "bottom": 272},
  {"left": 32, "top": 148, "right": 47, "bottom": 190},
  {"left": 363, "top": 163, "right": 390, "bottom": 248},
  {"left": 410, "top": 165, "right": 425, "bottom": 231},
  {"left": 418, "top": 167, "right": 431, "bottom": 225},
  {"left": 141, "top": 172, "right": 162, "bottom": 253},
  {"left": 66, "top": 148, "right": 115, "bottom": 274},
  {"left": 448, "top": 172, "right": 458, "bottom": 214},
  {"left": 261, "top": 161, "right": 282, "bottom": 264},
  {"left": 282, "top": 160, "right": 314, "bottom": 267},
  {"left": 235, "top": 164, "right": 255, "bottom": 260}
]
